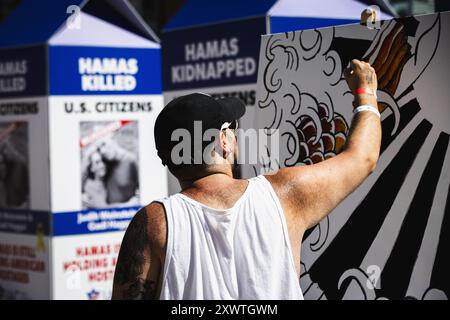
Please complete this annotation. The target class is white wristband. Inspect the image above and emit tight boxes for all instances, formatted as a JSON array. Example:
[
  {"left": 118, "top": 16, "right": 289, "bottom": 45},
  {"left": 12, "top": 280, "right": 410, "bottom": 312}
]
[{"left": 353, "top": 105, "right": 381, "bottom": 118}]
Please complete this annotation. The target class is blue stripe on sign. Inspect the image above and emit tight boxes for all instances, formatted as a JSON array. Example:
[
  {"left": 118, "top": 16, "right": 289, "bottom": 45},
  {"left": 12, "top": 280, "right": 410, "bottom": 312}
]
[
  {"left": 49, "top": 46, "right": 162, "bottom": 95},
  {"left": 0, "top": 208, "right": 50, "bottom": 235},
  {"left": 52, "top": 206, "right": 141, "bottom": 236},
  {"left": 269, "top": 17, "right": 358, "bottom": 34}
]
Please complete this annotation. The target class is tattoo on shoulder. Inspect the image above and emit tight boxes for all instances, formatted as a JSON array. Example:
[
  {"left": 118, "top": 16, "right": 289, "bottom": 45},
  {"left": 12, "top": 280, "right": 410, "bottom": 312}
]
[{"left": 114, "top": 209, "right": 156, "bottom": 299}]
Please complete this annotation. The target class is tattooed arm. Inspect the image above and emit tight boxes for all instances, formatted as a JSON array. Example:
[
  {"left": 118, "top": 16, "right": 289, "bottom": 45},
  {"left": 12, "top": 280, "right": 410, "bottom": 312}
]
[{"left": 112, "top": 202, "right": 167, "bottom": 300}]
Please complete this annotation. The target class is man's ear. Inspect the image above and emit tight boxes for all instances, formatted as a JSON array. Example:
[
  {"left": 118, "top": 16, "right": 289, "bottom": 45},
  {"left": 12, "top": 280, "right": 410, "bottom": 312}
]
[{"left": 218, "top": 130, "right": 230, "bottom": 157}]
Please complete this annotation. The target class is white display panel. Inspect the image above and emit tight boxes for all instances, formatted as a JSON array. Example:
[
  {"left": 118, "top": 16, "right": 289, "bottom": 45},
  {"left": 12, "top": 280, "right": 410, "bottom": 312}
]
[
  {"left": 51, "top": 231, "right": 124, "bottom": 300},
  {"left": 0, "top": 232, "right": 50, "bottom": 300},
  {"left": 49, "top": 95, "right": 166, "bottom": 212}
]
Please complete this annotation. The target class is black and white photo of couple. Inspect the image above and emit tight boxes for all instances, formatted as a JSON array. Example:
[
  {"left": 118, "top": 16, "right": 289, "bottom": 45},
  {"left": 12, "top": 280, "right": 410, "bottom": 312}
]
[
  {"left": 80, "top": 121, "right": 140, "bottom": 210},
  {"left": 0, "top": 122, "right": 29, "bottom": 209}
]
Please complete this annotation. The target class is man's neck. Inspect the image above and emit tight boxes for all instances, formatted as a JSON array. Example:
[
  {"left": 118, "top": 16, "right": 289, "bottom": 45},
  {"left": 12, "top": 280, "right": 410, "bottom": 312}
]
[{"left": 179, "top": 171, "right": 233, "bottom": 191}]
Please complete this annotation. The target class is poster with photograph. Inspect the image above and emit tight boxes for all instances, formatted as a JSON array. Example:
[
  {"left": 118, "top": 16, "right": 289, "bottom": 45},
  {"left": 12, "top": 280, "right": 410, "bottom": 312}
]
[
  {"left": 79, "top": 120, "right": 139, "bottom": 210},
  {"left": 0, "top": 121, "right": 29, "bottom": 209}
]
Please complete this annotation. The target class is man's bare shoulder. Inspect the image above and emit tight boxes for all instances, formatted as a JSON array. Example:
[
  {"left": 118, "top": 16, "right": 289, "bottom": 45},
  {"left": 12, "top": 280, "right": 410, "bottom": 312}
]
[
  {"left": 113, "top": 202, "right": 166, "bottom": 300},
  {"left": 263, "top": 166, "right": 307, "bottom": 194},
  {"left": 140, "top": 202, "right": 167, "bottom": 256}
]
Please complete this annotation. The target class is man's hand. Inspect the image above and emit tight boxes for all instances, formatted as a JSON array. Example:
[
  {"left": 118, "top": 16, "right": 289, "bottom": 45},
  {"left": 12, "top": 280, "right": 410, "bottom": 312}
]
[
  {"left": 344, "top": 59, "right": 378, "bottom": 108},
  {"left": 360, "top": 8, "right": 377, "bottom": 27}
]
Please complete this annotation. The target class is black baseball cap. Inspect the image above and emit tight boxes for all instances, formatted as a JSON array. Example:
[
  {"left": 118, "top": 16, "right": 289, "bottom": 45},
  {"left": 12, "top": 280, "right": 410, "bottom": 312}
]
[{"left": 154, "top": 93, "right": 246, "bottom": 166}]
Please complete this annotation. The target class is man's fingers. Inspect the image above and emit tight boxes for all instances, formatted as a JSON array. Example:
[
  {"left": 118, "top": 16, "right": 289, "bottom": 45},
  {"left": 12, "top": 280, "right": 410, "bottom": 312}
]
[
  {"left": 361, "top": 8, "right": 375, "bottom": 25},
  {"left": 352, "top": 59, "right": 376, "bottom": 74},
  {"left": 350, "top": 59, "right": 363, "bottom": 70},
  {"left": 362, "top": 61, "right": 376, "bottom": 75},
  {"left": 363, "top": 61, "right": 373, "bottom": 69},
  {"left": 344, "top": 67, "right": 353, "bottom": 79}
]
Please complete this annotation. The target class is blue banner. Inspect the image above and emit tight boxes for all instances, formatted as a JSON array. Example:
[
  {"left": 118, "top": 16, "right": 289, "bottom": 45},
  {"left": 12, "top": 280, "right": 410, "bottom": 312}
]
[
  {"left": 162, "top": 17, "right": 266, "bottom": 91},
  {"left": 52, "top": 206, "right": 141, "bottom": 236},
  {"left": 0, "top": 208, "right": 50, "bottom": 236},
  {"left": 0, "top": 46, "right": 47, "bottom": 99},
  {"left": 49, "top": 46, "right": 162, "bottom": 95},
  {"left": 270, "top": 16, "right": 358, "bottom": 34}
]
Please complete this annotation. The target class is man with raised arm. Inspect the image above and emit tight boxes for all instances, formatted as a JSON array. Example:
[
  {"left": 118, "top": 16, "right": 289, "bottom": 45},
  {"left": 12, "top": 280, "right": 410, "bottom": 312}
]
[{"left": 112, "top": 59, "right": 381, "bottom": 300}]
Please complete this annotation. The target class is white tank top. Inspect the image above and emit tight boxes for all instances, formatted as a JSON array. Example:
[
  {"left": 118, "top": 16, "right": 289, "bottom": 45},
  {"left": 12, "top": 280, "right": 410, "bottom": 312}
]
[{"left": 157, "top": 175, "right": 303, "bottom": 300}]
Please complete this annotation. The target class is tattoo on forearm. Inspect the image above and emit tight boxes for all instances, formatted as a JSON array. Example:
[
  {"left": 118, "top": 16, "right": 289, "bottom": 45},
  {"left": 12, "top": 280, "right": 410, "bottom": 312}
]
[{"left": 114, "top": 209, "right": 155, "bottom": 299}]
